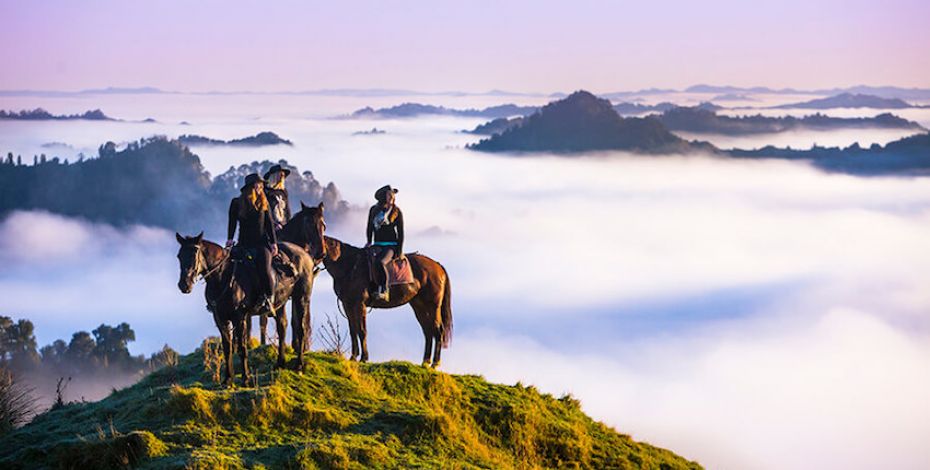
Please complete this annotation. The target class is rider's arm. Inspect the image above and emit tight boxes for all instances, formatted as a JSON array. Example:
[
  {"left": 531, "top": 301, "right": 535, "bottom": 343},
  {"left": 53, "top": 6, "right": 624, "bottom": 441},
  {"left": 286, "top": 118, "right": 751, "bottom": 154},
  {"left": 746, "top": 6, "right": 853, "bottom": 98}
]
[
  {"left": 395, "top": 208, "right": 404, "bottom": 255},
  {"left": 366, "top": 205, "right": 376, "bottom": 245},
  {"left": 227, "top": 198, "right": 238, "bottom": 243},
  {"left": 265, "top": 208, "right": 277, "bottom": 247}
]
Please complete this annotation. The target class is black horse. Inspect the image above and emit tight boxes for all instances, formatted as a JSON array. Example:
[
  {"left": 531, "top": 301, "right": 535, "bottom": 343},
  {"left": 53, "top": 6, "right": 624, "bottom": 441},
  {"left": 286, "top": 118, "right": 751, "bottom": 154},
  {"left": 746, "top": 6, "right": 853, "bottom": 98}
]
[{"left": 176, "top": 232, "right": 317, "bottom": 384}]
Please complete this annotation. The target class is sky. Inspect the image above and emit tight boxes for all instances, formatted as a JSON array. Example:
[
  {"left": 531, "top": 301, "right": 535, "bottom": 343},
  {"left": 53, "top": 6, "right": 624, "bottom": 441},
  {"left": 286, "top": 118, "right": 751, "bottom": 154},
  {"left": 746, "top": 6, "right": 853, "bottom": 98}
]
[{"left": 1, "top": 0, "right": 928, "bottom": 93}]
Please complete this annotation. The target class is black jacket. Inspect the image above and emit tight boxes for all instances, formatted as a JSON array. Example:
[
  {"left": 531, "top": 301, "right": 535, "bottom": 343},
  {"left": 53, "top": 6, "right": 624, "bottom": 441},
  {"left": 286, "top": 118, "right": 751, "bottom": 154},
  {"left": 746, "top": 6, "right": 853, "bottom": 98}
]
[
  {"left": 367, "top": 204, "right": 404, "bottom": 254},
  {"left": 228, "top": 197, "right": 277, "bottom": 249}
]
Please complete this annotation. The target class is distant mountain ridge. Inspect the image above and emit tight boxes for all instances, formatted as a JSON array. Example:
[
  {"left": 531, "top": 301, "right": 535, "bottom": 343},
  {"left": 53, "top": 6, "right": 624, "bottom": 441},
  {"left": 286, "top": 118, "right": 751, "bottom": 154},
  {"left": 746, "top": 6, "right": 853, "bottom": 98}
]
[
  {"left": 0, "top": 108, "right": 114, "bottom": 121},
  {"left": 177, "top": 131, "right": 293, "bottom": 147},
  {"left": 657, "top": 107, "right": 925, "bottom": 135},
  {"left": 349, "top": 103, "right": 538, "bottom": 119},
  {"left": 729, "top": 132, "right": 930, "bottom": 175},
  {"left": 468, "top": 91, "right": 713, "bottom": 154},
  {"left": 4, "top": 84, "right": 930, "bottom": 100},
  {"left": 771, "top": 93, "right": 919, "bottom": 110}
]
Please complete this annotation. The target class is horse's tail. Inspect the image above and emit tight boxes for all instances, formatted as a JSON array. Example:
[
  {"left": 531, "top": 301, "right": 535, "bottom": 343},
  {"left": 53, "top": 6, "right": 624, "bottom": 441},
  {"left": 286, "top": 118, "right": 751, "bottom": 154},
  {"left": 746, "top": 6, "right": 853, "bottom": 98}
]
[{"left": 439, "top": 262, "right": 453, "bottom": 348}]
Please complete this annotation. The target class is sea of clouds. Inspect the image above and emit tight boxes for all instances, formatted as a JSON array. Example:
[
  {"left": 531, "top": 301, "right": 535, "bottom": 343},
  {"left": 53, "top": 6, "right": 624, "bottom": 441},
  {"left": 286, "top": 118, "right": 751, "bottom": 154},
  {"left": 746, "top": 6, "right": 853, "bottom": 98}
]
[{"left": 2, "top": 93, "right": 929, "bottom": 469}]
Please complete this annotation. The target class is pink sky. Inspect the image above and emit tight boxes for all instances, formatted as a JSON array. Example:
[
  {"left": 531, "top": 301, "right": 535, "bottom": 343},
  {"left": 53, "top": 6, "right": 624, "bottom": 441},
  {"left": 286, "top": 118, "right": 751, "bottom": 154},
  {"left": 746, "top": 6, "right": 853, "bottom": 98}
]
[{"left": 0, "top": 0, "right": 927, "bottom": 93}]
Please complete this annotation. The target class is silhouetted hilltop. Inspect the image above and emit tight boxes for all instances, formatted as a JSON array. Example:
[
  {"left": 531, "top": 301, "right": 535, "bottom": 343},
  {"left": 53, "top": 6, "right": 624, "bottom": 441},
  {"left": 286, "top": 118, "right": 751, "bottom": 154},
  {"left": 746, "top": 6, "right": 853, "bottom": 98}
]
[
  {"left": 658, "top": 107, "right": 925, "bottom": 135},
  {"left": 350, "top": 103, "right": 538, "bottom": 119},
  {"left": 773, "top": 93, "right": 916, "bottom": 109},
  {"left": 0, "top": 108, "right": 114, "bottom": 121},
  {"left": 468, "top": 91, "right": 713, "bottom": 154},
  {"left": 178, "top": 131, "right": 293, "bottom": 146},
  {"left": 730, "top": 132, "right": 930, "bottom": 175},
  {"left": 352, "top": 127, "right": 387, "bottom": 136},
  {"left": 0, "top": 137, "right": 347, "bottom": 234},
  {"left": 0, "top": 346, "right": 702, "bottom": 469}
]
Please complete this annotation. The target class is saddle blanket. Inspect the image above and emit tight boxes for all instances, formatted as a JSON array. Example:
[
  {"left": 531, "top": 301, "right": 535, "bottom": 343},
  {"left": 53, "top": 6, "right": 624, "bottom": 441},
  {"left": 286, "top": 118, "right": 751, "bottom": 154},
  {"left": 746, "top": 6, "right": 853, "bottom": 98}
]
[{"left": 388, "top": 257, "right": 414, "bottom": 286}]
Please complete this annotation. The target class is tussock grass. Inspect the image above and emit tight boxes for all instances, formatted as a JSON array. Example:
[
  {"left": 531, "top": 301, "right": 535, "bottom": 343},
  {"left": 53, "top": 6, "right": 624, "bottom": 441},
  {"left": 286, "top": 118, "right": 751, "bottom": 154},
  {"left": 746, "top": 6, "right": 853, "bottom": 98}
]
[{"left": 0, "top": 344, "right": 701, "bottom": 469}]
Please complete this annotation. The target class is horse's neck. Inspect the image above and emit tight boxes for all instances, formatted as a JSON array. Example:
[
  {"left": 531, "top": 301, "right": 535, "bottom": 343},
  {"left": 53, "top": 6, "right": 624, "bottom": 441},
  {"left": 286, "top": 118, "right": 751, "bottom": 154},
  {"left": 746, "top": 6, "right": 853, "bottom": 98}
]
[
  {"left": 277, "top": 219, "right": 303, "bottom": 246},
  {"left": 324, "top": 237, "right": 362, "bottom": 281},
  {"left": 201, "top": 241, "right": 229, "bottom": 282}
]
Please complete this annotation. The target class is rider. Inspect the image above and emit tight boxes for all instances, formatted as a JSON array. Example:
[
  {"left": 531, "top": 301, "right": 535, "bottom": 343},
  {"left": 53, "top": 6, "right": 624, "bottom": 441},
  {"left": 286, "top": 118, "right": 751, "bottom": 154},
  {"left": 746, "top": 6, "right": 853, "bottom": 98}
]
[
  {"left": 366, "top": 185, "right": 404, "bottom": 301},
  {"left": 263, "top": 164, "right": 291, "bottom": 233},
  {"left": 227, "top": 173, "right": 278, "bottom": 315}
]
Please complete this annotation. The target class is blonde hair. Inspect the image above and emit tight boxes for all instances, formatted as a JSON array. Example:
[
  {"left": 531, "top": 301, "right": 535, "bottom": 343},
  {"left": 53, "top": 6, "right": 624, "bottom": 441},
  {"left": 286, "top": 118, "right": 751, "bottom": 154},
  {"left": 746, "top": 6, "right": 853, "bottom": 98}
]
[
  {"left": 271, "top": 174, "right": 286, "bottom": 190},
  {"left": 240, "top": 184, "right": 269, "bottom": 217}
]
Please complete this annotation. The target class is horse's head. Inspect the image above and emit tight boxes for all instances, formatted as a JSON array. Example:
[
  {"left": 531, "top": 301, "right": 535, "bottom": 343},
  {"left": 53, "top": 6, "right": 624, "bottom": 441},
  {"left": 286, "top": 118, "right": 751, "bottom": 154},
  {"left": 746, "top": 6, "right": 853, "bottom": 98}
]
[
  {"left": 297, "top": 201, "right": 327, "bottom": 261},
  {"left": 175, "top": 231, "right": 205, "bottom": 294}
]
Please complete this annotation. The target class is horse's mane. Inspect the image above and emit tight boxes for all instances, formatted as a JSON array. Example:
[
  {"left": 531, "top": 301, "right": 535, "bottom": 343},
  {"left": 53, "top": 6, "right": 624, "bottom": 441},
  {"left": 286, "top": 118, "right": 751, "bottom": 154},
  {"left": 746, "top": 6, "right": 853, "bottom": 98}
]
[
  {"left": 326, "top": 235, "right": 361, "bottom": 254},
  {"left": 199, "top": 239, "right": 226, "bottom": 264}
]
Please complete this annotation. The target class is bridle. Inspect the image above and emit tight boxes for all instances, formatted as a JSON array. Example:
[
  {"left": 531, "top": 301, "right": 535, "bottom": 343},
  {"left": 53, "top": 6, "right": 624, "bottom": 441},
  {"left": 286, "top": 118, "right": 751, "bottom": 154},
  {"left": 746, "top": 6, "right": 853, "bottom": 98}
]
[{"left": 185, "top": 244, "right": 228, "bottom": 285}]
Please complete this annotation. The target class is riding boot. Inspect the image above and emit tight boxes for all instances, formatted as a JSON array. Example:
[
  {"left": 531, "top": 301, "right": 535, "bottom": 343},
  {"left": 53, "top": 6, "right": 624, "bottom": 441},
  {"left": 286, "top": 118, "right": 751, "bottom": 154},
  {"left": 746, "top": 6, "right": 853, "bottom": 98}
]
[{"left": 377, "top": 284, "right": 390, "bottom": 302}]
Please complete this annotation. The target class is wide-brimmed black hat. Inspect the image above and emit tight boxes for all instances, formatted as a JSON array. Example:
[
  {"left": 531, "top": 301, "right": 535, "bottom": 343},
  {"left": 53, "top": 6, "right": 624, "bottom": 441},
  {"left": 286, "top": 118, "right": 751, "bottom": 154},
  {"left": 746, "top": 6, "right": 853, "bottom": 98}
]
[
  {"left": 240, "top": 173, "right": 265, "bottom": 192},
  {"left": 374, "top": 185, "right": 398, "bottom": 201},
  {"left": 263, "top": 164, "right": 291, "bottom": 180}
]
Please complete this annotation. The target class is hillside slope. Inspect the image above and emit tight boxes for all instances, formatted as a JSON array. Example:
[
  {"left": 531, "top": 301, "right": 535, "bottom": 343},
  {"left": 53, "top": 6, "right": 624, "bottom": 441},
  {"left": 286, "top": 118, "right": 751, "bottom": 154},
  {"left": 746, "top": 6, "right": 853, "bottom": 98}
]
[
  {"left": 0, "top": 343, "right": 701, "bottom": 469},
  {"left": 469, "top": 91, "right": 713, "bottom": 154}
]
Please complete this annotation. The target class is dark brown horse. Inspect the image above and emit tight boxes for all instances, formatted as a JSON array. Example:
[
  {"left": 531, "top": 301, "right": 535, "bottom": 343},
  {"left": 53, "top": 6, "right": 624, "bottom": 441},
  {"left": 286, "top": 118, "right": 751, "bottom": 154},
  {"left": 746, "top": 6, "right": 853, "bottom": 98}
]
[
  {"left": 249, "top": 209, "right": 326, "bottom": 350},
  {"left": 292, "top": 203, "right": 453, "bottom": 367},
  {"left": 176, "top": 232, "right": 316, "bottom": 384}
]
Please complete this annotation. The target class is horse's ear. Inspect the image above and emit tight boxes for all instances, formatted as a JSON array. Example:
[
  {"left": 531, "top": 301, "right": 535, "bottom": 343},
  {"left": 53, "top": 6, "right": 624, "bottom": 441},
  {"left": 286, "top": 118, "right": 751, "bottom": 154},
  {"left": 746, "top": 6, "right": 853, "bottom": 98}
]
[
  {"left": 194, "top": 231, "right": 203, "bottom": 243},
  {"left": 176, "top": 232, "right": 184, "bottom": 244},
  {"left": 318, "top": 201, "right": 324, "bottom": 213},
  {"left": 300, "top": 201, "right": 308, "bottom": 211}
]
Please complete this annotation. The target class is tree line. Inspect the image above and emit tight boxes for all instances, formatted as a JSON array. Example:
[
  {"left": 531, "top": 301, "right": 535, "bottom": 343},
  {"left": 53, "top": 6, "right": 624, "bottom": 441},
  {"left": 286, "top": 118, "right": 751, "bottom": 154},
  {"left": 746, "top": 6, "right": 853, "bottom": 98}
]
[
  {"left": 0, "top": 136, "right": 351, "bottom": 235},
  {"left": 0, "top": 315, "right": 176, "bottom": 379}
]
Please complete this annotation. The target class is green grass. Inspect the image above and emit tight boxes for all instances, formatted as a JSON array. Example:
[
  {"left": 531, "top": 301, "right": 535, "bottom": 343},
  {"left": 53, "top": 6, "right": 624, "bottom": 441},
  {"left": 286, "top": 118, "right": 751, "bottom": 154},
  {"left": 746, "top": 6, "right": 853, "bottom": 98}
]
[{"left": 0, "top": 340, "right": 702, "bottom": 469}]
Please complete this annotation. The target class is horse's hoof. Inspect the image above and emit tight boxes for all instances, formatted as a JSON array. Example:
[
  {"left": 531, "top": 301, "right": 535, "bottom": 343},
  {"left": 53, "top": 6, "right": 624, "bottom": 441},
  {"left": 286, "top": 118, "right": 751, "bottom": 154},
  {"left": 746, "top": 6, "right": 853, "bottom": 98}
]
[
  {"left": 421, "top": 361, "right": 430, "bottom": 368},
  {"left": 349, "top": 356, "right": 358, "bottom": 362},
  {"left": 275, "top": 360, "right": 286, "bottom": 370},
  {"left": 431, "top": 361, "right": 441, "bottom": 369},
  {"left": 222, "top": 378, "right": 233, "bottom": 387}
]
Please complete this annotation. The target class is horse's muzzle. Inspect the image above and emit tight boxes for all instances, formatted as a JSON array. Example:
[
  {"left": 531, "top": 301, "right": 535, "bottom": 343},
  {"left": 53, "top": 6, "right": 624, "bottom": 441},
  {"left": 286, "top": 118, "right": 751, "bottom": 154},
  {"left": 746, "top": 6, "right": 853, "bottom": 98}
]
[{"left": 178, "top": 279, "right": 194, "bottom": 294}]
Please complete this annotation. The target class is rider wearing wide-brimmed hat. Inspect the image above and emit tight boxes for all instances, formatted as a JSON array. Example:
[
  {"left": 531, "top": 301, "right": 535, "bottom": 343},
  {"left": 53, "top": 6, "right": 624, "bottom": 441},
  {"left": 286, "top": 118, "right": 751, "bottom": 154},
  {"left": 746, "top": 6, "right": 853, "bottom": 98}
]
[
  {"left": 366, "top": 184, "right": 404, "bottom": 301},
  {"left": 263, "top": 164, "right": 292, "bottom": 233},
  {"left": 227, "top": 173, "right": 278, "bottom": 314}
]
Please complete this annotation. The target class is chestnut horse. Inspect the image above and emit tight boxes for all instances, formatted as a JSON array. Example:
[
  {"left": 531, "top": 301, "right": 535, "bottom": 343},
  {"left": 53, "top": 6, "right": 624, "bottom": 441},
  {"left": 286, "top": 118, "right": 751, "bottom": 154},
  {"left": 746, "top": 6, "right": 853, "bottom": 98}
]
[
  {"left": 292, "top": 203, "right": 453, "bottom": 367},
  {"left": 176, "top": 232, "right": 316, "bottom": 384}
]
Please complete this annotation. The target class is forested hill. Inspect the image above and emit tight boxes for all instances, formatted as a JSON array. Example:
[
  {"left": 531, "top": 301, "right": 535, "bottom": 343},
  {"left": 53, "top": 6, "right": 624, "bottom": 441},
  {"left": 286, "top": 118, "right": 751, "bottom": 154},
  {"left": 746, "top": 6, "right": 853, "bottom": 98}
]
[{"left": 0, "top": 137, "right": 349, "bottom": 234}]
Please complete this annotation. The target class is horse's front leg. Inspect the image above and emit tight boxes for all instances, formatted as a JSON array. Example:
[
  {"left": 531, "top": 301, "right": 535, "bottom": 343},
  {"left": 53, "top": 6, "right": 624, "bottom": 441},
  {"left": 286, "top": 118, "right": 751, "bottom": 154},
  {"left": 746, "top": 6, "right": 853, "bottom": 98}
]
[
  {"left": 275, "top": 301, "right": 288, "bottom": 369},
  {"left": 217, "top": 320, "right": 234, "bottom": 386},
  {"left": 359, "top": 310, "right": 369, "bottom": 363},
  {"left": 345, "top": 301, "right": 361, "bottom": 361},
  {"left": 235, "top": 319, "right": 251, "bottom": 386},
  {"left": 291, "top": 293, "right": 309, "bottom": 371},
  {"left": 259, "top": 312, "right": 268, "bottom": 346}
]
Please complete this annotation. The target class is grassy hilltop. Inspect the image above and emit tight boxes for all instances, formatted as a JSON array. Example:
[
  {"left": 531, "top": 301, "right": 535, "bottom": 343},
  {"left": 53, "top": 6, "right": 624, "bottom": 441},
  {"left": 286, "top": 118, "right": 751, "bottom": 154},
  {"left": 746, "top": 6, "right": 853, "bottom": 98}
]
[{"left": 0, "top": 341, "right": 701, "bottom": 469}]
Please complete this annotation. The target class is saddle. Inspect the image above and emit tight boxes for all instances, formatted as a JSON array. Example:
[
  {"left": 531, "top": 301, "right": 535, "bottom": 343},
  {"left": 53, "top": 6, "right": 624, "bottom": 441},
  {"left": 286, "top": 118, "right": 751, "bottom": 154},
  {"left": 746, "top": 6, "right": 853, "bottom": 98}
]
[
  {"left": 229, "top": 246, "right": 297, "bottom": 278},
  {"left": 367, "top": 247, "right": 414, "bottom": 286}
]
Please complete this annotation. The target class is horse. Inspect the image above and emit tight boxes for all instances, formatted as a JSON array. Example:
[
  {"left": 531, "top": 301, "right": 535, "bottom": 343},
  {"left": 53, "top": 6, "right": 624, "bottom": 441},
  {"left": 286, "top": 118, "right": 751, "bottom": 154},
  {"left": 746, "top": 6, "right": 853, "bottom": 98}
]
[
  {"left": 175, "top": 232, "right": 316, "bottom": 384},
  {"left": 291, "top": 202, "right": 453, "bottom": 368},
  {"left": 248, "top": 209, "right": 327, "bottom": 350}
]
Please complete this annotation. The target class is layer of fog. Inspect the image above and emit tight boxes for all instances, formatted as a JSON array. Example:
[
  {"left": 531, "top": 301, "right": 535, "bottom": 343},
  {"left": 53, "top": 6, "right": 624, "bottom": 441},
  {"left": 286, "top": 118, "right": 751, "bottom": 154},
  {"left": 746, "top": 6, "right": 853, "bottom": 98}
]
[{"left": 3, "top": 94, "right": 930, "bottom": 468}]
